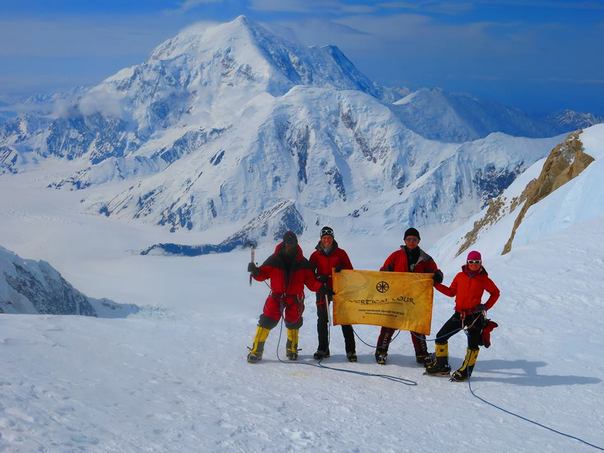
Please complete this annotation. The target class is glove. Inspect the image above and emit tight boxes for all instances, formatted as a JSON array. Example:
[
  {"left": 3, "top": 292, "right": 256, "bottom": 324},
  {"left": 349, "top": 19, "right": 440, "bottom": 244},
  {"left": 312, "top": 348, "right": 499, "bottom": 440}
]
[
  {"left": 316, "top": 274, "right": 329, "bottom": 283},
  {"left": 334, "top": 265, "right": 343, "bottom": 273},
  {"left": 247, "top": 262, "right": 260, "bottom": 277},
  {"left": 473, "top": 303, "right": 487, "bottom": 314},
  {"left": 433, "top": 270, "right": 443, "bottom": 284},
  {"left": 321, "top": 283, "right": 335, "bottom": 299}
]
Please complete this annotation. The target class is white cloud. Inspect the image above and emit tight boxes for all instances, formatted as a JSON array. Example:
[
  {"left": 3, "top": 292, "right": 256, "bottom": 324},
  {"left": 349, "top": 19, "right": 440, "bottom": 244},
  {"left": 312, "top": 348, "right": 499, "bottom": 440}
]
[
  {"left": 177, "top": 0, "right": 225, "bottom": 12},
  {"left": 250, "top": 0, "right": 376, "bottom": 14},
  {"left": 0, "top": 16, "right": 184, "bottom": 58},
  {"left": 77, "top": 88, "right": 126, "bottom": 118}
]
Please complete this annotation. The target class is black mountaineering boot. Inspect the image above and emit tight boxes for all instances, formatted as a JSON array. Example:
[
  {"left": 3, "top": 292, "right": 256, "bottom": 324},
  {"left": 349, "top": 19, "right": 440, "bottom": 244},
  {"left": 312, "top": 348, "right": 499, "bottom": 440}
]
[
  {"left": 425, "top": 343, "right": 451, "bottom": 376},
  {"left": 313, "top": 349, "right": 330, "bottom": 360},
  {"left": 375, "top": 348, "right": 388, "bottom": 365}
]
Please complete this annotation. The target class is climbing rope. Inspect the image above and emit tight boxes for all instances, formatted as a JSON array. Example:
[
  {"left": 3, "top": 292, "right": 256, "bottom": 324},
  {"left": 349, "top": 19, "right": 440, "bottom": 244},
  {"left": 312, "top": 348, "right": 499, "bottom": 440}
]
[
  {"left": 458, "top": 327, "right": 604, "bottom": 451},
  {"left": 273, "top": 318, "right": 417, "bottom": 386},
  {"left": 467, "top": 375, "right": 603, "bottom": 451},
  {"left": 252, "top": 279, "right": 601, "bottom": 449}
]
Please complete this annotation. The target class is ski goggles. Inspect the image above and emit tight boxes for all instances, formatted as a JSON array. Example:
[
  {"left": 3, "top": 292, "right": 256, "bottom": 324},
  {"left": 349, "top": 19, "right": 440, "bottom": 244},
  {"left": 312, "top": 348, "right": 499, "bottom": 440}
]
[
  {"left": 320, "top": 227, "right": 334, "bottom": 237},
  {"left": 467, "top": 260, "right": 482, "bottom": 264}
]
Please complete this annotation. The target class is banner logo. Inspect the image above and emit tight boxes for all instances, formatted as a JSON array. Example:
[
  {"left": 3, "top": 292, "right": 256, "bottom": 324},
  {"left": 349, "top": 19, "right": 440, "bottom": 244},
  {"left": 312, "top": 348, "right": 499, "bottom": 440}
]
[{"left": 376, "top": 281, "right": 389, "bottom": 293}]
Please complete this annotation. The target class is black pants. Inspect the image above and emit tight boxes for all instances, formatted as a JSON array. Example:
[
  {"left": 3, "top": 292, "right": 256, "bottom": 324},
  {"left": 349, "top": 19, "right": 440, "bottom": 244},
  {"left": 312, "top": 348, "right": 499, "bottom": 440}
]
[
  {"left": 376, "top": 327, "right": 428, "bottom": 357},
  {"left": 316, "top": 298, "right": 355, "bottom": 353},
  {"left": 435, "top": 312, "right": 484, "bottom": 349}
]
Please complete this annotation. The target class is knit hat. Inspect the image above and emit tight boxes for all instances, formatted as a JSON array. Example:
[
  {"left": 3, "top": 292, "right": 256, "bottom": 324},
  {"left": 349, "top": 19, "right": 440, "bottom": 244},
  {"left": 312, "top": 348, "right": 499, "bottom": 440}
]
[
  {"left": 404, "top": 227, "right": 420, "bottom": 240},
  {"left": 283, "top": 231, "right": 298, "bottom": 246},
  {"left": 320, "top": 226, "right": 334, "bottom": 238},
  {"left": 467, "top": 250, "right": 482, "bottom": 262}
]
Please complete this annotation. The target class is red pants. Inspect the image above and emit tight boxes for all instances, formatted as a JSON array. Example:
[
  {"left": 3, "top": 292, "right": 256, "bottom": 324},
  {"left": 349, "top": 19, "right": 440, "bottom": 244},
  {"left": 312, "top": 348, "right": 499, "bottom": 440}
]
[{"left": 261, "top": 294, "right": 304, "bottom": 328}]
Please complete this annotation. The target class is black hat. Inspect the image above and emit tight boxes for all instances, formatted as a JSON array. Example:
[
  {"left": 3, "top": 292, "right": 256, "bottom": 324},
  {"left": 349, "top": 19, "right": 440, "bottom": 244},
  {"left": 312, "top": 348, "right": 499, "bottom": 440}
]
[
  {"left": 404, "top": 227, "right": 420, "bottom": 240},
  {"left": 283, "top": 230, "right": 298, "bottom": 246},
  {"left": 320, "top": 226, "right": 334, "bottom": 238}
]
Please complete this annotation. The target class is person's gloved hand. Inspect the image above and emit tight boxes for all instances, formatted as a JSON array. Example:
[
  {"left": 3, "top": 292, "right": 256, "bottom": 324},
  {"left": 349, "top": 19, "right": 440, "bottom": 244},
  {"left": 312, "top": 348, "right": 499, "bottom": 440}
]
[
  {"left": 321, "top": 283, "right": 335, "bottom": 299},
  {"left": 247, "top": 262, "right": 260, "bottom": 277},
  {"left": 334, "top": 265, "right": 343, "bottom": 273},
  {"left": 473, "top": 303, "right": 487, "bottom": 314},
  {"left": 433, "top": 270, "right": 443, "bottom": 284},
  {"left": 316, "top": 274, "right": 329, "bottom": 283}
]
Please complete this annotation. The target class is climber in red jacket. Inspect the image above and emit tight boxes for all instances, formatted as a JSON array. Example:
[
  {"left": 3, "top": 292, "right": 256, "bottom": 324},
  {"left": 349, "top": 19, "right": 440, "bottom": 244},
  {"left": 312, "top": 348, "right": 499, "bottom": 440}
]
[
  {"left": 375, "top": 227, "right": 444, "bottom": 365},
  {"left": 426, "top": 250, "right": 500, "bottom": 381},
  {"left": 309, "top": 226, "right": 356, "bottom": 362},
  {"left": 246, "top": 231, "right": 323, "bottom": 363}
]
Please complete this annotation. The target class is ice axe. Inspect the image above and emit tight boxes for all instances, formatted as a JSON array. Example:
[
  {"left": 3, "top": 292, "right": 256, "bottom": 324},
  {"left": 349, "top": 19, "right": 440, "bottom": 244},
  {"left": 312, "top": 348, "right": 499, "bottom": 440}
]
[
  {"left": 249, "top": 246, "right": 255, "bottom": 286},
  {"left": 246, "top": 241, "right": 257, "bottom": 286}
]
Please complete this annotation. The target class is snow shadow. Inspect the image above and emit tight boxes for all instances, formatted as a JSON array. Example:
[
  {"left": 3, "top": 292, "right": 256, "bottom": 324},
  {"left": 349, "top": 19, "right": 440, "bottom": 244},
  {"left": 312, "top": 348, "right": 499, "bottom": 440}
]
[{"left": 470, "top": 359, "right": 601, "bottom": 387}]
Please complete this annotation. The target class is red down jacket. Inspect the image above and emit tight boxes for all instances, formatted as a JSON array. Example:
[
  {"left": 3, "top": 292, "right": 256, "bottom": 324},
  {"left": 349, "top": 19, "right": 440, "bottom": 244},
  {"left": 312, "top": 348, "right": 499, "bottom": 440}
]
[
  {"left": 380, "top": 247, "right": 439, "bottom": 274},
  {"left": 309, "top": 240, "right": 353, "bottom": 289},
  {"left": 252, "top": 242, "right": 322, "bottom": 325},
  {"left": 435, "top": 265, "right": 500, "bottom": 313}
]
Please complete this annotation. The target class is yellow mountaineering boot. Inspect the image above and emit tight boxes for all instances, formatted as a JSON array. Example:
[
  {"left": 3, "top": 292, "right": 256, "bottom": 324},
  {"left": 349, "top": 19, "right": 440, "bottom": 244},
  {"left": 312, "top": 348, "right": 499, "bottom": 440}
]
[
  {"left": 451, "top": 348, "right": 479, "bottom": 382},
  {"left": 247, "top": 326, "right": 270, "bottom": 363},
  {"left": 425, "top": 343, "right": 451, "bottom": 376},
  {"left": 286, "top": 328, "right": 299, "bottom": 360}
]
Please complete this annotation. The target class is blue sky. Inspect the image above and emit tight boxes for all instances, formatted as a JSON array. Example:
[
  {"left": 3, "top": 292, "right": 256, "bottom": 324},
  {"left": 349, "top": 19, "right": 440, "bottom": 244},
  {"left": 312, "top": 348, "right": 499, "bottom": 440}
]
[{"left": 1, "top": 0, "right": 603, "bottom": 115}]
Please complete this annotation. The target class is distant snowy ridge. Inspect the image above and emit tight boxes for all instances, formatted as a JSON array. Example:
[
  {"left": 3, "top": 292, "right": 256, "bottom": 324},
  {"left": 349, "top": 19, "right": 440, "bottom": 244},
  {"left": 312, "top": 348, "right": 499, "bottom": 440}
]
[
  {"left": 0, "top": 245, "right": 139, "bottom": 317},
  {"left": 435, "top": 124, "right": 604, "bottom": 263},
  {"left": 391, "top": 88, "right": 603, "bottom": 143},
  {"left": 141, "top": 199, "right": 303, "bottom": 256}
]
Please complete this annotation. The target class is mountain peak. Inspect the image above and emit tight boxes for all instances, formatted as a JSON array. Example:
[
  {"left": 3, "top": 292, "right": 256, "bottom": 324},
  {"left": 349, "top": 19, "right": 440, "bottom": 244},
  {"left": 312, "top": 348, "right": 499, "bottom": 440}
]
[
  {"left": 144, "top": 15, "right": 380, "bottom": 98},
  {"left": 149, "top": 15, "right": 259, "bottom": 61}
]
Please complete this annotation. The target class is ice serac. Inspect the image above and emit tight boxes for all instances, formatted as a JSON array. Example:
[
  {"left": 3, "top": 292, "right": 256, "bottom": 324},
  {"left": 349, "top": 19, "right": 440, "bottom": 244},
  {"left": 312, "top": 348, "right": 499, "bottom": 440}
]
[{"left": 0, "top": 245, "right": 139, "bottom": 317}]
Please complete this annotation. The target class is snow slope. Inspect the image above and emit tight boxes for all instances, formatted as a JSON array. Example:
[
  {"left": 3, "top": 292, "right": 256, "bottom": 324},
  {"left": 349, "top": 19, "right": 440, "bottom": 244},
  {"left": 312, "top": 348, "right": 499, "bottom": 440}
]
[{"left": 1, "top": 137, "right": 603, "bottom": 451}]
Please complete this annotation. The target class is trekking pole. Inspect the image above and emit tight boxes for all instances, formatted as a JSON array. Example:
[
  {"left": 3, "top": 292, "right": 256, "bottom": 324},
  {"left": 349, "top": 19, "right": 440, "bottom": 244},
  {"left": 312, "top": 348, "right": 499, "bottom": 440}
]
[
  {"left": 249, "top": 245, "right": 255, "bottom": 286},
  {"left": 325, "top": 290, "right": 331, "bottom": 354}
]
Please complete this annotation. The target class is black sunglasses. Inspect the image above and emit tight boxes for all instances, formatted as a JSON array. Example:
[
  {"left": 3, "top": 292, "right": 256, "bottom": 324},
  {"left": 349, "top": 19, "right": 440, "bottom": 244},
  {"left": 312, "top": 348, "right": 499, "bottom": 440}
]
[{"left": 467, "top": 260, "right": 482, "bottom": 264}]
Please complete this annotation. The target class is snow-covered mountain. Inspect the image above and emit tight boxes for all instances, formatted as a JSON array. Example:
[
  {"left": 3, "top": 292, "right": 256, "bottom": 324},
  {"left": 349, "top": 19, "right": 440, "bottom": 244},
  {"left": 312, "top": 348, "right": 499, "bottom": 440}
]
[
  {"left": 434, "top": 123, "right": 604, "bottom": 265},
  {"left": 1, "top": 132, "right": 604, "bottom": 451},
  {"left": 391, "top": 88, "right": 602, "bottom": 143},
  {"left": 545, "top": 109, "right": 603, "bottom": 132},
  {"left": 0, "top": 245, "right": 138, "bottom": 317},
  {"left": 0, "top": 16, "right": 581, "bottom": 247}
]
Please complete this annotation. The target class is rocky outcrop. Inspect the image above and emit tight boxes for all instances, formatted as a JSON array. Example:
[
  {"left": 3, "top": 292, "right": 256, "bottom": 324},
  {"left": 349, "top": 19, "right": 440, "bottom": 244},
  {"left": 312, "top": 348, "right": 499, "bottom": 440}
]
[
  {"left": 502, "top": 131, "right": 594, "bottom": 254},
  {"left": 457, "top": 196, "right": 507, "bottom": 256}
]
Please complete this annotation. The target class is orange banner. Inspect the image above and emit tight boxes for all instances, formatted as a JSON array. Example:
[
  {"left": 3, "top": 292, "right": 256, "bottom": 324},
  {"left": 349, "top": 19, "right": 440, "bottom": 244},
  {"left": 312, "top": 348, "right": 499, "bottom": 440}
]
[{"left": 332, "top": 270, "right": 434, "bottom": 334}]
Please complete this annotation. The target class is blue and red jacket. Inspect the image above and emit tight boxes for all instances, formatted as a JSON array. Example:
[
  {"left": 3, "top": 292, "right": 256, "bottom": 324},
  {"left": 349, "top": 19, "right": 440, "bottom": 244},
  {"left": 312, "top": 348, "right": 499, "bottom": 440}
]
[
  {"left": 253, "top": 243, "right": 322, "bottom": 302},
  {"left": 309, "top": 240, "right": 353, "bottom": 290},
  {"left": 380, "top": 247, "right": 439, "bottom": 274}
]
